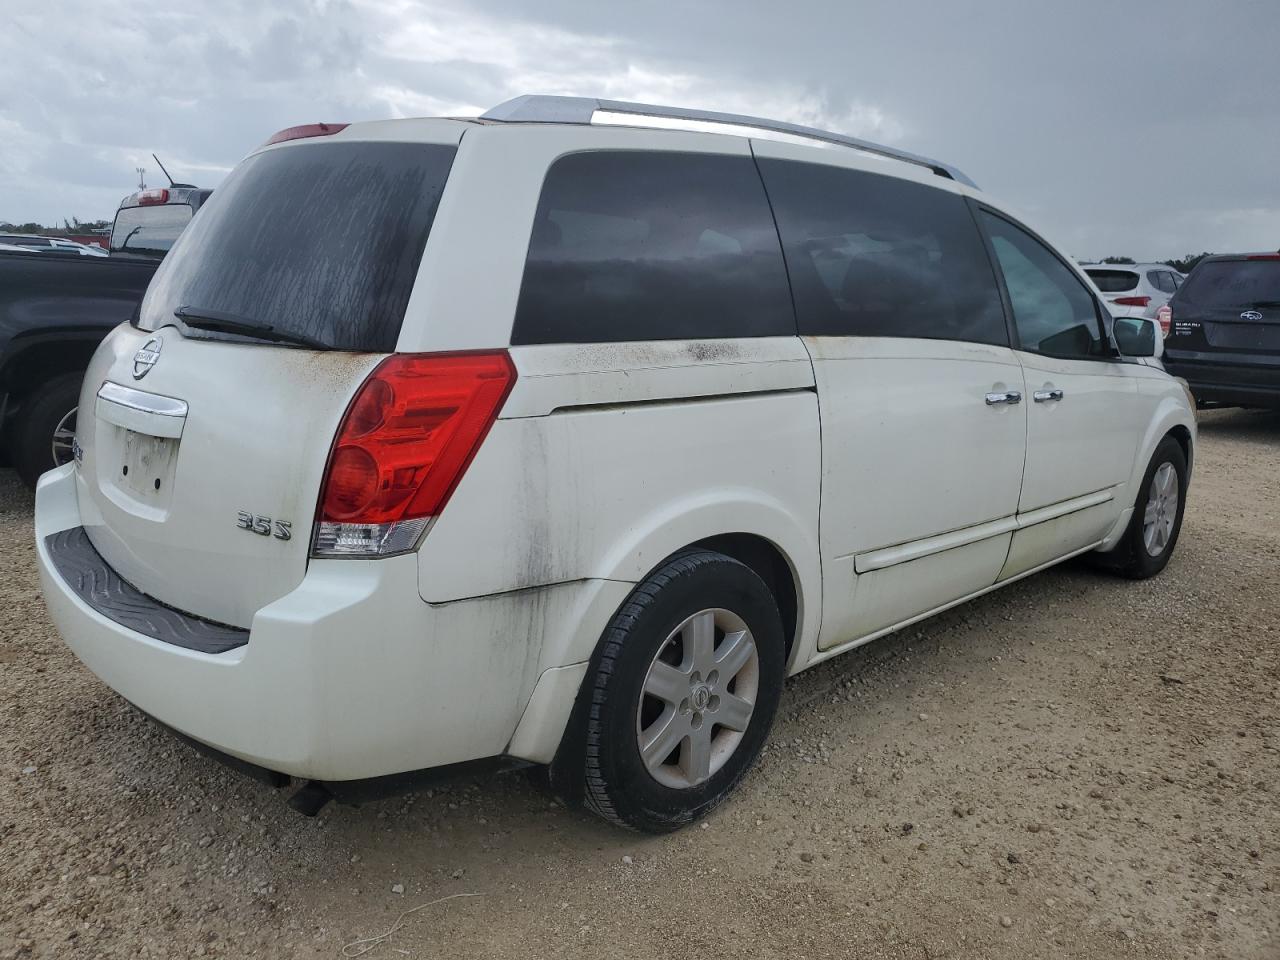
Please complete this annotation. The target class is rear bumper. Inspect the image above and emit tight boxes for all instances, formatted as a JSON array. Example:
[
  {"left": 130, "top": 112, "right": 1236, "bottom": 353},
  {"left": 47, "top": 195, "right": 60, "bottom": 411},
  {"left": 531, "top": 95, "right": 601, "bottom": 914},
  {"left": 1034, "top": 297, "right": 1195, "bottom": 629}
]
[
  {"left": 1163, "top": 353, "right": 1280, "bottom": 408},
  {"left": 35, "top": 463, "right": 607, "bottom": 783}
]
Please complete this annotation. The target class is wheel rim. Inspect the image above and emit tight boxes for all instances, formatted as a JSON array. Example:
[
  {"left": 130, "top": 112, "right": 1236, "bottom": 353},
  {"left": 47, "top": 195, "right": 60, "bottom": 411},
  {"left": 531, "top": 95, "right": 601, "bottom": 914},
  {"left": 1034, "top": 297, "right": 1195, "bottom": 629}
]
[
  {"left": 51, "top": 406, "right": 77, "bottom": 467},
  {"left": 1142, "top": 461, "right": 1179, "bottom": 557},
  {"left": 635, "top": 608, "right": 760, "bottom": 790}
]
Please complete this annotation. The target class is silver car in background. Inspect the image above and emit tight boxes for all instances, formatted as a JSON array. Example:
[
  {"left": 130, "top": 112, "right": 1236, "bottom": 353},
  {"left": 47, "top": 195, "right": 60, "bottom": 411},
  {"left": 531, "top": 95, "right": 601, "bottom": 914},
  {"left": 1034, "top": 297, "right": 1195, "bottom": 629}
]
[{"left": 1084, "top": 262, "right": 1184, "bottom": 320}]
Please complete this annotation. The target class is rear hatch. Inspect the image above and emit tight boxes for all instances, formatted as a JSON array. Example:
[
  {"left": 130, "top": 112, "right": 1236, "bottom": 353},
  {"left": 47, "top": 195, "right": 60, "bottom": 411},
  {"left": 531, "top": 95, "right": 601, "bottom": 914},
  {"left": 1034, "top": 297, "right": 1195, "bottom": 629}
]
[
  {"left": 76, "top": 130, "right": 459, "bottom": 628},
  {"left": 1085, "top": 267, "right": 1153, "bottom": 316},
  {"left": 1166, "top": 256, "right": 1280, "bottom": 357}
]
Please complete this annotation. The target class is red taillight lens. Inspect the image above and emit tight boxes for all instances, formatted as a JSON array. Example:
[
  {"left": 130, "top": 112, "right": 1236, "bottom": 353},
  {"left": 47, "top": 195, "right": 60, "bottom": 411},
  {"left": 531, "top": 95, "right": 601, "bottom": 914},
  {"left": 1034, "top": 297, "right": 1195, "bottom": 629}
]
[
  {"left": 323, "top": 447, "right": 380, "bottom": 520},
  {"left": 264, "top": 122, "right": 349, "bottom": 146},
  {"left": 314, "top": 352, "right": 516, "bottom": 556},
  {"left": 1156, "top": 304, "right": 1172, "bottom": 338},
  {"left": 1113, "top": 296, "right": 1151, "bottom": 307},
  {"left": 136, "top": 188, "right": 169, "bottom": 206}
]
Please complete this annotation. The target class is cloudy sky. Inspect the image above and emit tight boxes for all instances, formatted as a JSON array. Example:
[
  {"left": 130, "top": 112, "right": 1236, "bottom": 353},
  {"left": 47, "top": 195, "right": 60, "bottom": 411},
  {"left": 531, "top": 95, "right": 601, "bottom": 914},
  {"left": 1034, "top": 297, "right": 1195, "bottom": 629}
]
[{"left": 2, "top": 0, "right": 1276, "bottom": 260}]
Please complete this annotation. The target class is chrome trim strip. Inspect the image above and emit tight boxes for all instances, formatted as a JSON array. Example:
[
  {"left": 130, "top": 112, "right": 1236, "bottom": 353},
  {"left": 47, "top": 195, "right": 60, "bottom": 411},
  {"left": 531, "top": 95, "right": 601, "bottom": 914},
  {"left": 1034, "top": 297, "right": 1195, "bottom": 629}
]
[
  {"left": 1014, "top": 488, "right": 1115, "bottom": 528},
  {"left": 855, "top": 516, "right": 1018, "bottom": 574},
  {"left": 480, "top": 95, "right": 978, "bottom": 188},
  {"left": 852, "top": 487, "right": 1119, "bottom": 574},
  {"left": 96, "top": 381, "right": 188, "bottom": 418}
]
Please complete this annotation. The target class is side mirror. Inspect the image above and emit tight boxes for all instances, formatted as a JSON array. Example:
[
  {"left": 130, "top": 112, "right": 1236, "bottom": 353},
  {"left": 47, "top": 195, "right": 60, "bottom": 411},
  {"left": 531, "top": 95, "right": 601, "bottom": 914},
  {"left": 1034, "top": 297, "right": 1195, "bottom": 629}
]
[{"left": 1112, "top": 316, "right": 1161, "bottom": 358}]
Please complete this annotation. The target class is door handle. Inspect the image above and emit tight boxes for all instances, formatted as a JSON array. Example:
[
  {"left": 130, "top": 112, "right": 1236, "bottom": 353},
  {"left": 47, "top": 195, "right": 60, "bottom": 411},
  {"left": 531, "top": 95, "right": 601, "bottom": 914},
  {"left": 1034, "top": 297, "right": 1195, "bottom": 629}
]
[
  {"left": 985, "top": 390, "right": 1022, "bottom": 405},
  {"left": 1033, "top": 388, "right": 1065, "bottom": 403}
]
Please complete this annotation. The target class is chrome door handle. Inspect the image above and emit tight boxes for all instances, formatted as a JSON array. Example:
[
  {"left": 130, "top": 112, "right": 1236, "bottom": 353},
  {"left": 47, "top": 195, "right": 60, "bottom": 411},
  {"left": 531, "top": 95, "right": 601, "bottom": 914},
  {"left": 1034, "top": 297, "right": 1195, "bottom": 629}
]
[
  {"left": 1033, "top": 389, "right": 1065, "bottom": 402},
  {"left": 985, "top": 390, "right": 1022, "bottom": 405}
]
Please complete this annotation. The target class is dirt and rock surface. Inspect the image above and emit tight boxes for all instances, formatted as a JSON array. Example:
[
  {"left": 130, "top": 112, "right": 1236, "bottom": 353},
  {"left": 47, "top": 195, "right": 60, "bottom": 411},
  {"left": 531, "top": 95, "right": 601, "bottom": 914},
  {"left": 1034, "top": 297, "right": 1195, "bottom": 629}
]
[{"left": 2, "top": 408, "right": 1278, "bottom": 959}]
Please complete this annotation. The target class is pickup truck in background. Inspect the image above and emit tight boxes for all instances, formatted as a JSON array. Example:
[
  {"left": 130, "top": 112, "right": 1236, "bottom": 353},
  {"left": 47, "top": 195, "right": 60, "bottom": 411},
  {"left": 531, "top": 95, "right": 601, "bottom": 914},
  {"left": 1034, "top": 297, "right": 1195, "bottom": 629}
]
[{"left": 0, "top": 185, "right": 210, "bottom": 487}]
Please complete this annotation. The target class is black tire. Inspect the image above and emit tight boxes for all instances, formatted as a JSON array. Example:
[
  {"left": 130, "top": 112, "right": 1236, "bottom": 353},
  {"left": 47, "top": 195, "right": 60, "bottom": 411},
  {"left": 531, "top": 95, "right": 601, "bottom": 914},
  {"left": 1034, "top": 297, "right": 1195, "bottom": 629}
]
[
  {"left": 13, "top": 374, "right": 82, "bottom": 490},
  {"left": 1093, "top": 436, "right": 1188, "bottom": 579},
  {"left": 567, "top": 550, "right": 785, "bottom": 833}
]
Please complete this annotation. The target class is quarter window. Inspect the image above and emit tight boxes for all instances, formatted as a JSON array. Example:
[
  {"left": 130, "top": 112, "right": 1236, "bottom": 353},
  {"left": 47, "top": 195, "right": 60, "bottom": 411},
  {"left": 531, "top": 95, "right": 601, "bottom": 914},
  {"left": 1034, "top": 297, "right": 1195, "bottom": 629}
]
[
  {"left": 980, "top": 212, "right": 1101, "bottom": 359},
  {"left": 755, "top": 159, "right": 1008, "bottom": 345},
  {"left": 511, "top": 151, "right": 793, "bottom": 345}
]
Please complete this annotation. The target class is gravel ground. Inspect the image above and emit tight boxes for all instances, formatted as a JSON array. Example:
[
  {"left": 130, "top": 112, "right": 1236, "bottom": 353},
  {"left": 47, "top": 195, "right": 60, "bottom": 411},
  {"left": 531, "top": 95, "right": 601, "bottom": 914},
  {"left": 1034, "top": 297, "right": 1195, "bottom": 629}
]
[{"left": 2, "top": 407, "right": 1277, "bottom": 959}]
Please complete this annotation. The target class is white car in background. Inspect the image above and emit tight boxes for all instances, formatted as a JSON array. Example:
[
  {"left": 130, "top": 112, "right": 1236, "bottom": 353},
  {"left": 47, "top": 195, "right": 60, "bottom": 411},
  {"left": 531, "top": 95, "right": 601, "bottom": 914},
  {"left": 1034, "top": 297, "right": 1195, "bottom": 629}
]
[
  {"left": 1084, "top": 263, "right": 1184, "bottom": 327},
  {"left": 0, "top": 234, "right": 108, "bottom": 256},
  {"left": 35, "top": 96, "right": 1197, "bottom": 833}
]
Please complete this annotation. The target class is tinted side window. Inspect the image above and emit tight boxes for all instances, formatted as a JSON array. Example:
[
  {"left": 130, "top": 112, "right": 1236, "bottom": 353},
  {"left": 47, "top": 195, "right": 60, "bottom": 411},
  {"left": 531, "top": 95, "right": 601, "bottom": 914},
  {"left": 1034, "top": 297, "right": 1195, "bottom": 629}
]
[
  {"left": 512, "top": 151, "right": 793, "bottom": 345},
  {"left": 756, "top": 159, "right": 1007, "bottom": 345},
  {"left": 1147, "top": 270, "right": 1175, "bottom": 294},
  {"left": 980, "top": 212, "right": 1101, "bottom": 359}
]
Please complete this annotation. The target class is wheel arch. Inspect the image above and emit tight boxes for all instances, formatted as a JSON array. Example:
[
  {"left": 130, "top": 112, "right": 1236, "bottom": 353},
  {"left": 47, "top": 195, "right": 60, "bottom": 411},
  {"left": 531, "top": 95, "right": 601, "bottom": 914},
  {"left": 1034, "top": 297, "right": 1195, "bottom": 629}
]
[
  {"left": 687, "top": 532, "right": 801, "bottom": 667},
  {"left": 1, "top": 331, "right": 104, "bottom": 400},
  {"left": 588, "top": 490, "right": 821, "bottom": 673},
  {"left": 1166, "top": 422, "right": 1193, "bottom": 477}
]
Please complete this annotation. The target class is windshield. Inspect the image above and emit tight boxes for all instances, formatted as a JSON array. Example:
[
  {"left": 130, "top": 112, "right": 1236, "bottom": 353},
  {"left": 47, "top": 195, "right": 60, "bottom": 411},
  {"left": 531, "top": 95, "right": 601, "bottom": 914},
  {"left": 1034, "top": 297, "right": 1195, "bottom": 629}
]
[
  {"left": 1085, "top": 269, "right": 1139, "bottom": 293},
  {"left": 110, "top": 204, "right": 194, "bottom": 256},
  {"left": 1178, "top": 259, "right": 1280, "bottom": 312},
  {"left": 138, "top": 139, "right": 456, "bottom": 352}
]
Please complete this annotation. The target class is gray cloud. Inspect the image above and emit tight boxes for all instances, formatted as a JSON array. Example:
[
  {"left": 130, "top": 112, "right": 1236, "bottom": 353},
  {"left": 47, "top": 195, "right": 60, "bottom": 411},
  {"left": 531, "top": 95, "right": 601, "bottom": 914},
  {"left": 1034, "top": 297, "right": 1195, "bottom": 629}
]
[{"left": 1, "top": 0, "right": 1276, "bottom": 259}]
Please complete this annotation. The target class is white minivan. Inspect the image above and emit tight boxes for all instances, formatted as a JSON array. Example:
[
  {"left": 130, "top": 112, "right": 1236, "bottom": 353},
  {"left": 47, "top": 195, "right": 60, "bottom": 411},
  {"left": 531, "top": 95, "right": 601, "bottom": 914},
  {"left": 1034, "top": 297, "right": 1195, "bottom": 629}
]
[{"left": 35, "top": 97, "right": 1195, "bottom": 832}]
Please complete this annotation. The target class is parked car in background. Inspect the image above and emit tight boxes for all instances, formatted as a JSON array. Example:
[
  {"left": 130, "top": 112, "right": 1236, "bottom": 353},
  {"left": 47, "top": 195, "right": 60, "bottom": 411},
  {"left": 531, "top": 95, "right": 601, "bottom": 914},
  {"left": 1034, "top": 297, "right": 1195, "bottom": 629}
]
[
  {"left": 1163, "top": 252, "right": 1280, "bottom": 408},
  {"left": 0, "top": 185, "right": 209, "bottom": 487},
  {"left": 1084, "top": 263, "right": 1184, "bottom": 325},
  {"left": 0, "top": 234, "right": 108, "bottom": 257},
  {"left": 35, "top": 97, "right": 1196, "bottom": 833}
]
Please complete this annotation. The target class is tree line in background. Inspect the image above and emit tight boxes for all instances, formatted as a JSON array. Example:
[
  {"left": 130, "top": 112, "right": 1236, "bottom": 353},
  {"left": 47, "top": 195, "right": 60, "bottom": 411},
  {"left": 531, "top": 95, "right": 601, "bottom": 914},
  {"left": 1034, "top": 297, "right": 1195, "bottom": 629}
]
[
  {"left": 1096, "top": 253, "right": 1216, "bottom": 273},
  {"left": 0, "top": 217, "right": 111, "bottom": 236}
]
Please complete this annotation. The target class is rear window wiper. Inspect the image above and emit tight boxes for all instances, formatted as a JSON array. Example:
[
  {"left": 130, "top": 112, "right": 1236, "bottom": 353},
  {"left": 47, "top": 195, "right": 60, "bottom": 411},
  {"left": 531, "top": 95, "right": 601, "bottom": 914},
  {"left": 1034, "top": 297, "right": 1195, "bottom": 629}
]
[{"left": 174, "top": 306, "right": 332, "bottom": 350}]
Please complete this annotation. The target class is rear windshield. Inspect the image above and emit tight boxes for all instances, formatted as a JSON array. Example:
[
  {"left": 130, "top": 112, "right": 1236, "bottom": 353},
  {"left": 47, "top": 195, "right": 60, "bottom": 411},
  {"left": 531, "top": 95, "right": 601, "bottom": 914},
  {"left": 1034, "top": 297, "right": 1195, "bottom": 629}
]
[
  {"left": 139, "top": 140, "right": 456, "bottom": 352},
  {"left": 111, "top": 204, "right": 194, "bottom": 256},
  {"left": 1084, "top": 269, "right": 1139, "bottom": 293},
  {"left": 1177, "top": 259, "right": 1280, "bottom": 312}
]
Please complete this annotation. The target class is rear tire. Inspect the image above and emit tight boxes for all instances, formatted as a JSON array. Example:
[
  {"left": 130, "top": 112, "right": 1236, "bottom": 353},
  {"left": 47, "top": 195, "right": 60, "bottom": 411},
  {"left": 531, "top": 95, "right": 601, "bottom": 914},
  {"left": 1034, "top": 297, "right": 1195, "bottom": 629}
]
[
  {"left": 13, "top": 374, "right": 82, "bottom": 490},
  {"left": 567, "top": 550, "right": 785, "bottom": 833},
  {"left": 1093, "top": 436, "right": 1188, "bottom": 579}
]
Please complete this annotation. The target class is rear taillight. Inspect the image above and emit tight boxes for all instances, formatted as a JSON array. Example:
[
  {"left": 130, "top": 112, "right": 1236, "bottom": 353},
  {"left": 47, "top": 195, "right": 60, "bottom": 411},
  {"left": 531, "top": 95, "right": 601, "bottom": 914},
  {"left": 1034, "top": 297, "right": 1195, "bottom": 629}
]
[
  {"left": 1156, "top": 304, "right": 1172, "bottom": 338},
  {"left": 136, "top": 188, "right": 169, "bottom": 206},
  {"left": 312, "top": 351, "right": 516, "bottom": 558},
  {"left": 1113, "top": 296, "right": 1151, "bottom": 307}
]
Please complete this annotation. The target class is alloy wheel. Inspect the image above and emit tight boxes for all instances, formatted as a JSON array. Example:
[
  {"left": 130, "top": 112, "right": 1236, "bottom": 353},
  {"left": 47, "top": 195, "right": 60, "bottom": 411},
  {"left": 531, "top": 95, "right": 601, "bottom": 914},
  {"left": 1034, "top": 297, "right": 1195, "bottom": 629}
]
[{"left": 636, "top": 608, "right": 760, "bottom": 789}]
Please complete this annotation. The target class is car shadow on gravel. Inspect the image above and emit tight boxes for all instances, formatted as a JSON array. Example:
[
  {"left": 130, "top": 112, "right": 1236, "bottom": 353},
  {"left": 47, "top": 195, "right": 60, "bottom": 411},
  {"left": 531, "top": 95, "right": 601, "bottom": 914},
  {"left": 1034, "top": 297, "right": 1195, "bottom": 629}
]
[{"left": 1194, "top": 406, "right": 1280, "bottom": 441}]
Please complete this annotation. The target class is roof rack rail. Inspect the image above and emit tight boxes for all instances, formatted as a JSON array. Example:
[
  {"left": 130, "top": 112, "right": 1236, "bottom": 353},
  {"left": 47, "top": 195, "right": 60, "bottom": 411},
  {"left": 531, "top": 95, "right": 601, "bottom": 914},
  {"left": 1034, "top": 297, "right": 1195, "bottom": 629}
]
[{"left": 480, "top": 95, "right": 977, "bottom": 189}]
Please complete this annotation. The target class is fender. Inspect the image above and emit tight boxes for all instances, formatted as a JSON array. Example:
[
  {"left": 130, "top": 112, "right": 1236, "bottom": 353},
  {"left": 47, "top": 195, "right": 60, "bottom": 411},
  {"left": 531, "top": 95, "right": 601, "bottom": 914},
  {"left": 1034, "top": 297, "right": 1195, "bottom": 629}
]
[
  {"left": 588, "top": 487, "right": 821, "bottom": 671},
  {"left": 0, "top": 327, "right": 116, "bottom": 397},
  {"left": 1099, "top": 387, "right": 1196, "bottom": 549}
]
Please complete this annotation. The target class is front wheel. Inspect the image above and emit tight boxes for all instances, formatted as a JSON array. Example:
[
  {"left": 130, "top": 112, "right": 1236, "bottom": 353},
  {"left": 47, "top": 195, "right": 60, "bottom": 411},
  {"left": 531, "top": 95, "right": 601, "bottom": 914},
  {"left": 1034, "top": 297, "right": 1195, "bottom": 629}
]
[
  {"left": 570, "top": 550, "right": 785, "bottom": 833},
  {"left": 1095, "top": 436, "right": 1188, "bottom": 579}
]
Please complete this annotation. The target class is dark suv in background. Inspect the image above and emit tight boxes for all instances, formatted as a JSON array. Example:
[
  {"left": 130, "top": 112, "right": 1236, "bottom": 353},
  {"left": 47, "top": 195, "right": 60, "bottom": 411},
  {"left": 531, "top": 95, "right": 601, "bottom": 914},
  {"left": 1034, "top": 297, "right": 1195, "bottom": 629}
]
[
  {"left": 0, "top": 185, "right": 210, "bottom": 487},
  {"left": 1164, "top": 253, "right": 1280, "bottom": 409}
]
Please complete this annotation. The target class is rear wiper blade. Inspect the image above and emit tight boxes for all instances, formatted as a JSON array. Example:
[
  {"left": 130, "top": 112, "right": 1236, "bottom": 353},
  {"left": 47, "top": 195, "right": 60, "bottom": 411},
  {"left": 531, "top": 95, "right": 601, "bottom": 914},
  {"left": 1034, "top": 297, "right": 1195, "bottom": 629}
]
[{"left": 174, "top": 306, "right": 331, "bottom": 350}]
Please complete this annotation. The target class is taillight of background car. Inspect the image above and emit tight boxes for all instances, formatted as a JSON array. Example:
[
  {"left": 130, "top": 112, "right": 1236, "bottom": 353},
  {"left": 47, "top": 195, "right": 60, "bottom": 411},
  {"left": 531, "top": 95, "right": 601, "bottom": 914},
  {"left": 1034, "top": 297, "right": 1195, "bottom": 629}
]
[
  {"left": 312, "top": 351, "right": 516, "bottom": 557},
  {"left": 1156, "top": 304, "right": 1172, "bottom": 338},
  {"left": 1112, "top": 296, "right": 1151, "bottom": 308}
]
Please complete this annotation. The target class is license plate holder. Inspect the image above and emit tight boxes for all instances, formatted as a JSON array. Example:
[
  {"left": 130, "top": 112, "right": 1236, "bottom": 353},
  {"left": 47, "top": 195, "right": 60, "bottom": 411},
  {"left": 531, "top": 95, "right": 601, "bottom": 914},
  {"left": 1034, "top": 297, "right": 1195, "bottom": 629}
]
[{"left": 119, "top": 428, "right": 180, "bottom": 499}]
